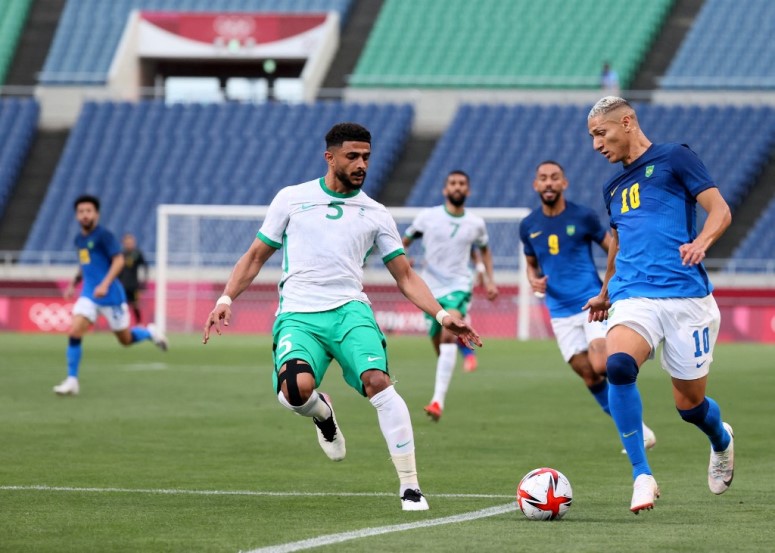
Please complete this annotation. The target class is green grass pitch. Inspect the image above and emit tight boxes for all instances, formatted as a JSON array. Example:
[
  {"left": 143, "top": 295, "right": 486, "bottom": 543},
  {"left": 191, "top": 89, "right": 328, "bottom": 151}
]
[{"left": 1, "top": 333, "right": 774, "bottom": 552}]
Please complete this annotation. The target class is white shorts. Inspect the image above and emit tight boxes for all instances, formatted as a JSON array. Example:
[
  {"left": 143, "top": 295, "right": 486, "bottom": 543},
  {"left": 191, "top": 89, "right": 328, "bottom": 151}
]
[
  {"left": 550, "top": 311, "right": 607, "bottom": 362},
  {"left": 72, "top": 297, "right": 131, "bottom": 332},
  {"left": 607, "top": 294, "right": 720, "bottom": 380}
]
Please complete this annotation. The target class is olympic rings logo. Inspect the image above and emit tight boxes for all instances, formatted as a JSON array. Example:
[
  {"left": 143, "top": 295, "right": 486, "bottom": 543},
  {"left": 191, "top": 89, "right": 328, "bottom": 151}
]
[
  {"left": 28, "top": 302, "right": 73, "bottom": 332},
  {"left": 213, "top": 16, "right": 256, "bottom": 40}
]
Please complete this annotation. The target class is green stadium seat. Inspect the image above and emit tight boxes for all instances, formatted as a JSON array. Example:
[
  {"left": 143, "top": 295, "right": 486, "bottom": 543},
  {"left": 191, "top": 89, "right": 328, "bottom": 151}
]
[
  {"left": 0, "top": 0, "right": 32, "bottom": 84},
  {"left": 353, "top": 0, "right": 674, "bottom": 89}
]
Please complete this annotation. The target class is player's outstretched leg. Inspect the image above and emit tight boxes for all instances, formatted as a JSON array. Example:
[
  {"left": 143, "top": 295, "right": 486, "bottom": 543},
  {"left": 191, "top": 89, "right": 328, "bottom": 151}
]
[
  {"left": 54, "top": 337, "right": 82, "bottom": 396},
  {"left": 371, "top": 386, "right": 429, "bottom": 511},
  {"left": 277, "top": 389, "right": 346, "bottom": 461},
  {"left": 677, "top": 397, "right": 734, "bottom": 494},
  {"left": 458, "top": 338, "right": 477, "bottom": 372},
  {"left": 425, "top": 343, "right": 457, "bottom": 421}
]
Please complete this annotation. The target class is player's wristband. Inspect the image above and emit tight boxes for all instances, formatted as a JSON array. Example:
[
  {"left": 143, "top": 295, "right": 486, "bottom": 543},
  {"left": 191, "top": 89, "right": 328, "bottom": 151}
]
[
  {"left": 475, "top": 262, "right": 486, "bottom": 274},
  {"left": 216, "top": 295, "right": 232, "bottom": 307},
  {"left": 435, "top": 309, "right": 451, "bottom": 325}
]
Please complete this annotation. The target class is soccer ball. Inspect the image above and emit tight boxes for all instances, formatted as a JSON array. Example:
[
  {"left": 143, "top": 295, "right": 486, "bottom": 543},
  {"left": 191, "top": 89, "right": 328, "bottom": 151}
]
[{"left": 516, "top": 467, "right": 573, "bottom": 520}]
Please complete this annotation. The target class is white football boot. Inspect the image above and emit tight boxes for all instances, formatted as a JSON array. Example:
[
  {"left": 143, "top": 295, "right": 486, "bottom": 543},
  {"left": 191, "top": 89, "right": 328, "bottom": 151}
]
[
  {"left": 53, "top": 377, "right": 80, "bottom": 396},
  {"left": 630, "top": 474, "right": 660, "bottom": 514},
  {"left": 401, "top": 488, "right": 430, "bottom": 511},
  {"left": 147, "top": 323, "right": 168, "bottom": 352},
  {"left": 708, "top": 422, "right": 734, "bottom": 495},
  {"left": 313, "top": 393, "right": 346, "bottom": 461}
]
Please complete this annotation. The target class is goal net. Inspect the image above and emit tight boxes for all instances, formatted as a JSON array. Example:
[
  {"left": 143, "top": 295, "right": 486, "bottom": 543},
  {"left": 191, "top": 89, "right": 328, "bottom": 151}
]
[{"left": 155, "top": 204, "right": 552, "bottom": 340}]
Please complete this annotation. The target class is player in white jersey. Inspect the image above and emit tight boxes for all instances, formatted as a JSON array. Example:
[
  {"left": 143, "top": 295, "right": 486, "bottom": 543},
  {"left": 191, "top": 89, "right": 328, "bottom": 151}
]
[
  {"left": 203, "top": 123, "right": 481, "bottom": 511},
  {"left": 403, "top": 170, "right": 498, "bottom": 421}
]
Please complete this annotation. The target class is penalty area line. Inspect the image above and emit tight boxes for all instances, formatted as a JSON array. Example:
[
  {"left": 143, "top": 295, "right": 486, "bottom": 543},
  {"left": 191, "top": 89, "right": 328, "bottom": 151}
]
[
  {"left": 0, "top": 484, "right": 512, "bottom": 500},
  {"left": 242, "top": 503, "right": 516, "bottom": 553}
]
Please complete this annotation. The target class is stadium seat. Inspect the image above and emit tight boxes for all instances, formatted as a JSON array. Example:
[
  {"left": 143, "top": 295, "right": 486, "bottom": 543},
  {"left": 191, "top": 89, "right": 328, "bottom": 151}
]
[
  {"left": 351, "top": 0, "right": 671, "bottom": 89},
  {"left": 0, "top": 98, "right": 39, "bottom": 221},
  {"left": 21, "top": 100, "right": 413, "bottom": 261},
  {"left": 39, "top": 0, "right": 353, "bottom": 84},
  {"left": 662, "top": 0, "right": 775, "bottom": 89},
  {"left": 0, "top": 0, "right": 33, "bottom": 84}
]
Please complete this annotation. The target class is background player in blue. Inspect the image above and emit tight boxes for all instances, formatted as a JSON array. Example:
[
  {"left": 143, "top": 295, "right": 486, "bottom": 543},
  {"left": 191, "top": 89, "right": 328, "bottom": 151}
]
[
  {"left": 519, "top": 160, "right": 655, "bottom": 452},
  {"left": 53, "top": 195, "right": 168, "bottom": 396},
  {"left": 584, "top": 97, "right": 734, "bottom": 514}
]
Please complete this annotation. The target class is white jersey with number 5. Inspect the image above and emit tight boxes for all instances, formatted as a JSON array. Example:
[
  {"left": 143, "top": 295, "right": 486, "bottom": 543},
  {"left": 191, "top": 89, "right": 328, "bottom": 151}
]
[
  {"left": 405, "top": 205, "right": 489, "bottom": 298},
  {"left": 257, "top": 178, "right": 405, "bottom": 314}
]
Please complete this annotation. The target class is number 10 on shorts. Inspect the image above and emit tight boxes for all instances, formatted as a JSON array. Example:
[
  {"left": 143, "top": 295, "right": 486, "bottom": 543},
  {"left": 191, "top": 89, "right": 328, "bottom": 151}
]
[{"left": 692, "top": 327, "right": 710, "bottom": 358}]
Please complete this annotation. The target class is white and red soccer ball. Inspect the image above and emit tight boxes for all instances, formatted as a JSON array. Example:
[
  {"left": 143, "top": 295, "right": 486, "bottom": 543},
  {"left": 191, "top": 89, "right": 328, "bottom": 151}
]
[{"left": 516, "top": 467, "right": 573, "bottom": 520}]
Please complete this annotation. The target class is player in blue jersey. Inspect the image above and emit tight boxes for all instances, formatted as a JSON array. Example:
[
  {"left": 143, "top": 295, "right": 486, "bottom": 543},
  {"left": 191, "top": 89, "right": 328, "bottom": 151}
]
[
  {"left": 53, "top": 195, "right": 168, "bottom": 396},
  {"left": 519, "top": 160, "right": 655, "bottom": 451},
  {"left": 584, "top": 97, "right": 734, "bottom": 514}
]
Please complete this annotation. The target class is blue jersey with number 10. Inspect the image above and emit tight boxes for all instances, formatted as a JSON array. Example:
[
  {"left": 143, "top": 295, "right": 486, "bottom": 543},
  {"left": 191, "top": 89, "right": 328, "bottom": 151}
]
[
  {"left": 520, "top": 201, "right": 607, "bottom": 318},
  {"left": 604, "top": 142, "right": 715, "bottom": 302},
  {"left": 74, "top": 225, "right": 127, "bottom": 306}
]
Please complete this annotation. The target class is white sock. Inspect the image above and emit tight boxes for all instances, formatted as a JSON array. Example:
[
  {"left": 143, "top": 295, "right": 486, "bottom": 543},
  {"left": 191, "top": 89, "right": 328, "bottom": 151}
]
[
  {"left": 277, "top": 390, "right": 332, "bottom": 420},
  {"left": 370, "top": 386, "right": 420, "bottom": 493},
  {"left": 431, "top": 343, "right": 457, "bottom": 408}
]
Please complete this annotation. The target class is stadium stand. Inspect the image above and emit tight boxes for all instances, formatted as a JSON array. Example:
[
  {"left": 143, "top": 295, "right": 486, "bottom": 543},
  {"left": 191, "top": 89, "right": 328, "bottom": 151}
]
[
  {"left": 731, "top": 196, "right": 775, "bottom": 269},
  {"left": 407, "top": 103, "right": 775, "bottom": 222},
  {"left": 662, "top": 0, "right": 775, "bottom": 89},
  {"left": 350, "top": 0, "right": 672, "bottom": 88},
  {"left": 0, "top": 0, "right": 33, "bottom": 84},
  {"left": 38, "top": 0, "right": 353, "bottom": 84},
  {"left": 0, "top": 98, "right": 39, "bottom": 220},
  {"left": 21, "top": 100, "right": 412, "bottom": 259}
]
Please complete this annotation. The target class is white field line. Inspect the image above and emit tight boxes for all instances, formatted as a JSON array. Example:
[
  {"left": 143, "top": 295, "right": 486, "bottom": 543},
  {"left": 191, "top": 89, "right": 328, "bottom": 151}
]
[
  {"left": 243, "top": 503, "right": 517, "bottom": 553},
  {"left": 0, "top": 484, "right": 513, "bottom": 499}
]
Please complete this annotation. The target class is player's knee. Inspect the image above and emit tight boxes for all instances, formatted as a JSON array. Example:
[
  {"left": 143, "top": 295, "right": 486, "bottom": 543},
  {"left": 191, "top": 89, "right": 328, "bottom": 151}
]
[
  {"left": 361, "top": 369, "right": 390, "bottom": 398},
  {"left": 677, "top": 398, "right": 709, "bottom": 424},
  {"left": 277, "top": 359, "right": 315, "bottom": 406},
  {"left": 606, "top": 352, "right": 639, "bottom": 385}
]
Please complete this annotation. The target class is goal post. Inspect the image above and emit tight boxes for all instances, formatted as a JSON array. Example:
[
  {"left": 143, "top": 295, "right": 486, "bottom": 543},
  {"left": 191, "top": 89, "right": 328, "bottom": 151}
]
[{"left": 155, "top": 204, "right": 545, "bottom": 340}]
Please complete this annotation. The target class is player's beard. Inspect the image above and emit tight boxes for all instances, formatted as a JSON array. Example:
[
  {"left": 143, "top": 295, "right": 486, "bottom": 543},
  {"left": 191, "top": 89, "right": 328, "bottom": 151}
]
[
  {"left": 336, "top": 169, "right": 366, "bottom": 191},
  {"left": 540, "top": 190, "right": 560, "bottom": 207},
  {"left": 448, "top": 192, "right": 466, "bottom": 207},
  {"left": 80, "top": 219, "right": 96, "bottom": 232}
]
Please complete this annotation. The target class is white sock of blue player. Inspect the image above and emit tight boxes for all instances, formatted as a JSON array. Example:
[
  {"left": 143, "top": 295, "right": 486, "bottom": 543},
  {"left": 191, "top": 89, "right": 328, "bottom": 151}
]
[
  {"left": 430, "top": 343, "right": 457, "bottom": 408},
  {"left": 607, "top": 352, "right": 651, "bottom": 479},
  {"left": 370, "top": 386, "right": 419, "bottom": 494},
  {"left": 678, "top": 397, "right": 731, "bottom": 452},
  {"left": 276, "top": 390, "right": 332, "bottom": 420},
  {"left": 66, "top": 337, "right": 82, "bottom": 378}
]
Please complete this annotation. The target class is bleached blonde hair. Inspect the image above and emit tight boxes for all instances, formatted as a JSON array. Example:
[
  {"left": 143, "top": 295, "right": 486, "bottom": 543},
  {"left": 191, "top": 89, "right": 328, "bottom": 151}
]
[{"left": 587, "top": 96, "right": 633, "bottom": 120}]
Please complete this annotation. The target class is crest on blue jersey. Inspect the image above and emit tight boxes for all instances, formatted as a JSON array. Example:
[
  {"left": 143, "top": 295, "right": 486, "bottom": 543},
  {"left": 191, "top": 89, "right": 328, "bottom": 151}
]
[
  {"left": 645, "top": 165, "right": 654, "bottom": 177},
  {"left": 566, "top": 225, "right": 576, "bottom": 236},
  {"left": 87, "top": 241, "right": 94, "bottom": 248}
]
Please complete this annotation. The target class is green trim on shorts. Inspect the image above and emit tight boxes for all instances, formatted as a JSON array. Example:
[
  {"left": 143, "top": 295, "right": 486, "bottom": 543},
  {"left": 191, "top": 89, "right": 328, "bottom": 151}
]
[
  {"left": 425, "top": 290, "right": 472, "bottom": 337},
  {"left": 271, "top": 301, "right": 389, "bottom": 397}
]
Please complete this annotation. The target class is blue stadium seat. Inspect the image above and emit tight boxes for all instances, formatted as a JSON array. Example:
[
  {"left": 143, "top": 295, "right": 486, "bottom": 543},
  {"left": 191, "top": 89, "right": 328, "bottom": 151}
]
[
  {"left": 40, "top": 0, "right": 353, "bottom": 84},
  {"left": 0, "top": 98, "right": 39, "bottom": 220},
  {"left": 21, "top": 100, "right": 412, "bottom": 261},
  {"left": 662, "top": 0, "right": 775, "bottom": 89}
]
